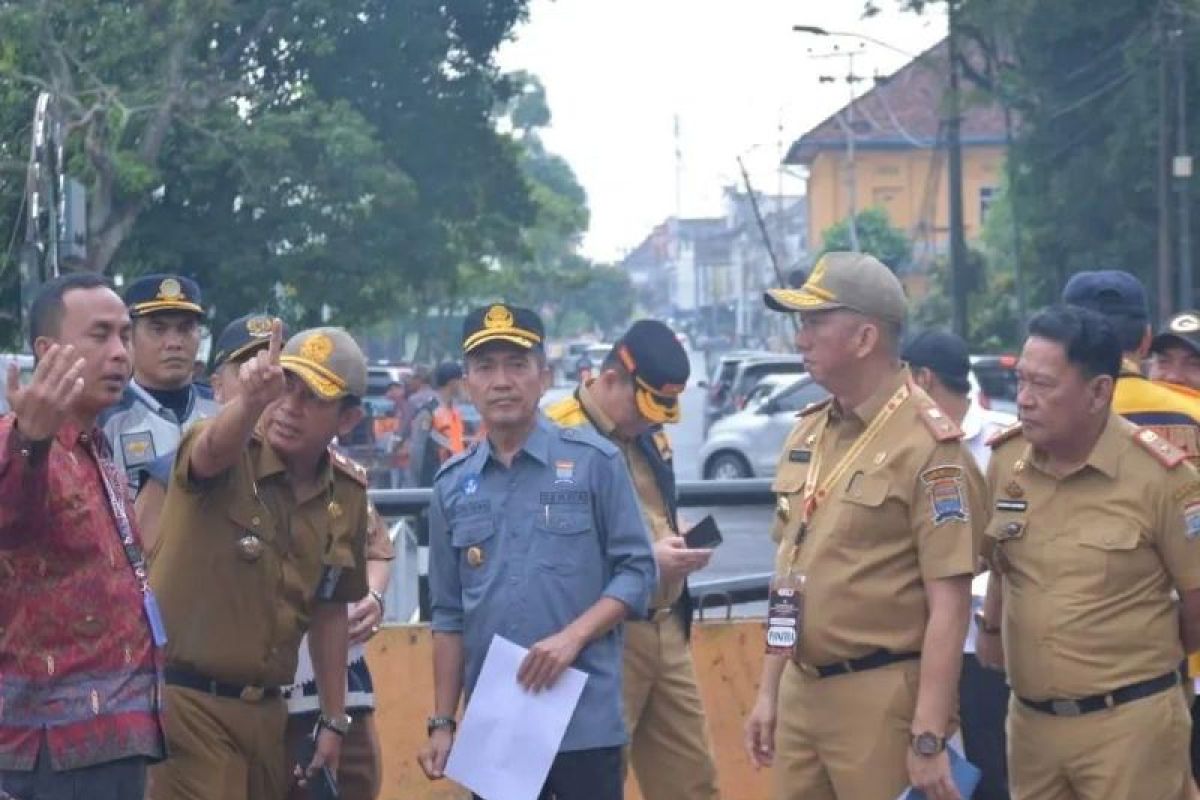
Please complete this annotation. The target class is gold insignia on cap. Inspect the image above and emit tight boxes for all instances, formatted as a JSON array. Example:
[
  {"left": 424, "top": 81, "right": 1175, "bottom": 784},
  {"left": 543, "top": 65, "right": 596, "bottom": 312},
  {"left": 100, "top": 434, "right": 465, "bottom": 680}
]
[
  {"left": 466, "top": 546, "right": 484, "bottom": 567},
  {"left": 299, "top": 333, "right": 334, "bottom": 364},
  {"left": 157, "top": 277, "right": 182, "bottom": 300},
  {"left": 1172, "top": 313, "right": 1200, "bottom": 333},
  {"left": 808, "top": 256, "right": 829, "bottom": 287},
  {"left": 484, "top": 304, "right": 514, "bottom": 330},
  {"left": 246, "top": 316, "right": 272, "bottom": 337}
]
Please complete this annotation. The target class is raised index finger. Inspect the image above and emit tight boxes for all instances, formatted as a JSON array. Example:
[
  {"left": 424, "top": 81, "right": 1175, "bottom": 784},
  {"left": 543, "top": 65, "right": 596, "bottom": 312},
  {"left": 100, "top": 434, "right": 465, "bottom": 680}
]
[{"left": 267, "top": 318, "right": 283, "bottom": 364}]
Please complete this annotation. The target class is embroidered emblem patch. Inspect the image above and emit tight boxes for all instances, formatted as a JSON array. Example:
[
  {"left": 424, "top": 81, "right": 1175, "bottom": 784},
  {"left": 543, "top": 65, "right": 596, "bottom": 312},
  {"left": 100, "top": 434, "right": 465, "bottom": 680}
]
[
  {"left": 995, "top": 499, "right": 1028, "bottom": 512},
  {"left": 120, "top": 431, "right": 155, "bottom": 466},
  {"left": 921, "top": 465, "right": 969, "bottom": 526},
  {"left": 555, "top": 460, "right": 575, "bottom": 484},
  {"left": 1185, "top": 500, "right": 1200, "bottom": 540},
  {"left": 462, "top": 474, "right": 480, "bottom": 496}
]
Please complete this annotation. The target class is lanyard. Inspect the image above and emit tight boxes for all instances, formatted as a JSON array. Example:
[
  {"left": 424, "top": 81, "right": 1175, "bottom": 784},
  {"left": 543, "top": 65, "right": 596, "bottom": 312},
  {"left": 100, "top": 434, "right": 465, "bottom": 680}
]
[
  {"left": 786, "top": 383, "right": 910, "bottom": 573},
  {"left": 90, "top": 437, "right": 152, "bottom": 595}
]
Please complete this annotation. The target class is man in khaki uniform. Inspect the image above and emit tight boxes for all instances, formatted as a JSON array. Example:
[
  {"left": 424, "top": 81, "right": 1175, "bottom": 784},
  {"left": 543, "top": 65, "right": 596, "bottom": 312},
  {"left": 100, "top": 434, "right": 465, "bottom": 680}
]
[
  {"left": 545, "top": 319, "right": 719, "bottom": 800},
  {"left": 976, "top": 305, "right": 1200, "bottom": 800},
  {"left": 743, "top": 251, "right": 986, "bottom": 800},
  {"left": 148, "top": 323, "right": 370, "bottom": 800}
]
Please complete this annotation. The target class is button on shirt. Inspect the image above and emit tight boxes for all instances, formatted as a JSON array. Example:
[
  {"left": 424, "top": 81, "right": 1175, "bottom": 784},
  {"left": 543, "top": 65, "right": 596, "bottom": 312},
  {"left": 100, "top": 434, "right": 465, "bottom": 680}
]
[
  {"left": 0, "top": 416, "right": 163, "bottom": 770},
  {"left": 429, "top": 414, "right": 656, "bottom": 751},
  {"left": 985, "top": 413, "right": 1200, "bottom": 700}
]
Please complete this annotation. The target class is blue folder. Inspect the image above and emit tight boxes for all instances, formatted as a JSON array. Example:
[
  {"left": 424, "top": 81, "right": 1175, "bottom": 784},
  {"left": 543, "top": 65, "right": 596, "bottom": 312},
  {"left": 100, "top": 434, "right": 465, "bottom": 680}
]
[{"left": 900, "top": 748, "right": 982, "bottom": 800}]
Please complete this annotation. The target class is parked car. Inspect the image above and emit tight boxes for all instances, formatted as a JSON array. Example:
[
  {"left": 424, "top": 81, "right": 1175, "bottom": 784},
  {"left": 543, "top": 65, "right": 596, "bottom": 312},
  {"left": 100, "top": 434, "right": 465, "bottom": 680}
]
[
  {"left": 971, "top": 354, "right": 1019, "bottom": 415},
  {"left": 367, "top": 364, "right": 410, "bottom": 397},
  {"left": 700, "top": 374, "right": 829, "bottom": 479},
  {"left": 703, "top": 353, "right": 806, "bottom": 435},
  {"left": 0, "top": 354, "right": 33, "bottom": 415}
]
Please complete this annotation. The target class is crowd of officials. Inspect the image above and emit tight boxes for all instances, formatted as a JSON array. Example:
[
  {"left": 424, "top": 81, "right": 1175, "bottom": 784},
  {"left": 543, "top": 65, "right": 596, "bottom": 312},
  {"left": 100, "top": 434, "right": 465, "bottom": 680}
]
[{"left": 4, "top": 251, "right": 1200, "bottom": 800}]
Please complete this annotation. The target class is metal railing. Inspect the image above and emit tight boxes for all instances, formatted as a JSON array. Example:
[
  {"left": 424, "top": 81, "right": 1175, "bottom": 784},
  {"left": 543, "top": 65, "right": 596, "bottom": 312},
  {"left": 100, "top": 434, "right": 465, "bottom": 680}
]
[{"left": 370, "top": 478, "right": 776, "bottom": 625}]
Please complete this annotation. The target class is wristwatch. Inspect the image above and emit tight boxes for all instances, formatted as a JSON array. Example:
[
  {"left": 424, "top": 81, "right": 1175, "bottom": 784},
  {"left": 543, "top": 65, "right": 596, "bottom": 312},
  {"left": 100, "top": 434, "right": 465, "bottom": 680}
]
[
  {"left": 973, "top": 610, "right": 1001, "bottom": 636},
  {"left": 911, "top": 731, "right": 947, "bottom": 757},
  {"left": 317, "top": 712, "right": 353, "bottom": 737},
  {"left": 427, "top": 716, "right": 457, "bottom": 737},
  {"left": 907, "top": 734, "right": 945, "bottom": 758},
  {"left": 369, "top": 588, "right": 386, "bottom": 616}
]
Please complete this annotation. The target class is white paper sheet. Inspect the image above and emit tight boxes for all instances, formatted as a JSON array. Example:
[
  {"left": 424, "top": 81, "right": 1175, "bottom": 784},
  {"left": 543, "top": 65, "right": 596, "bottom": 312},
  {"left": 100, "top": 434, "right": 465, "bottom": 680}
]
[{"left": 445, "top": 635, "right": 588, "bottom": 800}]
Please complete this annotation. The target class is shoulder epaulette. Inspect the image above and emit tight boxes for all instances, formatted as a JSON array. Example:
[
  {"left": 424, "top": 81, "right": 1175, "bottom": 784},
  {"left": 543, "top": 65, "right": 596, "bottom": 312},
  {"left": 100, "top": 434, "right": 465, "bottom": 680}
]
[
  {"left": 559, "top": 424, "right": 619, "bottom": 456},
  {"left": 544, "top": 395, "right": 587, "bottom": 428},
  {"left": 330, "top": 448, "right": 369, "bottom": 486},
  {"left": 987, "top": 422, "right": 1024, "bottom": 449},
  {"left": 798, "top": 397, "right": 832, "bottom": 418},
  {"left": 916, "top": 401, "right": 963, "bottom": 442},
  {"left": 1133, "top": 428, "right": 1188, "bottom": 468},
  {"left": 435, "top": 443, "right": 476, "bottom": 480}
]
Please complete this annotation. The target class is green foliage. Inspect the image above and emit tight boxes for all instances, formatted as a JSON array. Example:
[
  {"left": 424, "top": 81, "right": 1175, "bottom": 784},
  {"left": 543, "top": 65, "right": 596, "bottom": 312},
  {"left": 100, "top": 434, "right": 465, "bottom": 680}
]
[
  {"left": 0, "top": 0, "right": 537, "bottom": 345},
  {"left": 818, "top": 207, "right": 913, "bottom": 271}
]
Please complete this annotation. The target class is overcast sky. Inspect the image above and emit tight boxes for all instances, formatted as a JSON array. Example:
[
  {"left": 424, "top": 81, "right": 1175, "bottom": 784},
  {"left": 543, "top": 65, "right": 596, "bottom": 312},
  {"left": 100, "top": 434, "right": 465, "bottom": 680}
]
[{"left": 497, "top": 1, "right": 948, "bottom": 262}]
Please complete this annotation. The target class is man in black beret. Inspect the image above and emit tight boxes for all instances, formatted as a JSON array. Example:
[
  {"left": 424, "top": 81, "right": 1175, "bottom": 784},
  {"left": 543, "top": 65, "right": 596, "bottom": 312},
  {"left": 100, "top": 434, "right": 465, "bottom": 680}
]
[{"left": 545, "top": 319, "right": 719, "bottom": 799}]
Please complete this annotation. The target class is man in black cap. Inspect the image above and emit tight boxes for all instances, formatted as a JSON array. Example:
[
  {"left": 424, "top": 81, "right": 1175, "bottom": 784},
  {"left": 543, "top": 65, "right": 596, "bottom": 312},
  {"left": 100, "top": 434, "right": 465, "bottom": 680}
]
[
  {"left": 904, "top": 329, "right": 1014, "bottom": 800},
  {"left": 1062, "top": 270, "right": 1200, "bottom": 461},
  {"left": 419, "top": 303, "right": 656, "bottom": 800},
  {"left": 545, "top": 320, "right": 719, "bottom": 800},
  {"left": 409, "top": 361, "right": 467, "bottom": 488},
  {"left": 101, "top": 273, "right": 218, "bottom": 494},
  {"left": 1150, "top": 310, "right": 1200, "bottom": 392}
]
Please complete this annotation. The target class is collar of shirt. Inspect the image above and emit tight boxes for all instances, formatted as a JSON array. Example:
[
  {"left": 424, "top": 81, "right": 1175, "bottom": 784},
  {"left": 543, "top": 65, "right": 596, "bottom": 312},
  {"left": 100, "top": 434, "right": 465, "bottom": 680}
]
[
  {"left": 53, "top": 419, "right": 105, "bottom": 454},
  {"left": 249, "top": 432, "right": 336, "bottom": 498},
  {"left": 830, "top": 365, "right": 910, "bottom": 425},
  {"left": 577, "top": 380, "right": 621, "bottom": 439},
  {"left": 469, "top": 412, "right": 555, "bottom": 473},
  {"left": 1026, "top": 411, "right": 1126, "bottom": 480}
]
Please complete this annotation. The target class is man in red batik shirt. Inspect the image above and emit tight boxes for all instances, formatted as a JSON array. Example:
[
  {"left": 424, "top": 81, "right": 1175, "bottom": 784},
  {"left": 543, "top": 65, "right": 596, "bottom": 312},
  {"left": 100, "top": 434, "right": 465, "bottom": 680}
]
[{"left": 0, "top": 273, "right": 165, "bottom": 800}]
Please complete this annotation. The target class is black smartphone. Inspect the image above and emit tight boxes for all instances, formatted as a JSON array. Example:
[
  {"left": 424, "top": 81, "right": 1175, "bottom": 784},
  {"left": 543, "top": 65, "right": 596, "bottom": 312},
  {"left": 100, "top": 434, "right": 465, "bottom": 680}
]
[
  {"left": 684, "top": 515, "right": 723, "bottom": 549},
  {"left": 296, "top": 734, "right": 340, "bottom": 800}
]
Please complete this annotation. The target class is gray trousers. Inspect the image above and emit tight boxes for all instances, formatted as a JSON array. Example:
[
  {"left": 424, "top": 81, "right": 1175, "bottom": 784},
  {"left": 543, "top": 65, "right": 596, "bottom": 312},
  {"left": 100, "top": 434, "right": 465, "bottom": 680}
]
[{"left": 0, "top": 745, "right": 146, "bottom": 800}]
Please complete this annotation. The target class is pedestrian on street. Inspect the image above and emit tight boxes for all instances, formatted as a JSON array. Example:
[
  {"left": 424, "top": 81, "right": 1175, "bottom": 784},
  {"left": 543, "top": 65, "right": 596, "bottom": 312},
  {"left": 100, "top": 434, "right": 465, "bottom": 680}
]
[
  {"left": 409, "top": 361, "right": 467, "bottom": 488},
  {"left": 904, "top": 329, "right": 1015, "bottom": 800},
  {"left": 744, "top": 251, "right": 986, "bottom": 800},
  {"left": 0, "top": 273, "right": 166, "bottom": 800},
  {"left": 146, "top": 324, "right": 371, "bottom": 800},
  {"left": 545, "top": 319, "right": 720, "bottom": 800},
  {"left": 977, "top": 305, "right": 1200, "bottom": 800},
  {"left": 418, "top": 303, "right": 657, "bottom": 800},
  {"left": 100, "top": 274, "right": 219, "bottom": 495}
]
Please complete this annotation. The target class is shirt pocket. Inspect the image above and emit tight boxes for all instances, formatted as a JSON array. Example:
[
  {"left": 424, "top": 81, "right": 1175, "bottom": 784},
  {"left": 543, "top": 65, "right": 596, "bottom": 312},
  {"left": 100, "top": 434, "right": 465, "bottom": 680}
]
[
  {"left": 534, "top": 508, "right": 594, "bottom": 576},
  {"left": 451, "top": 517, "right": 498, "bottom": 587},
  {"left": 836, "top": 472, "right": 892, "bottom": 546},
  {"left": 1073, "top": 525, "right": 1145, "bottom": 593},
  {"left": 771, "top": 465, "right": 808, "bottom": 543}
]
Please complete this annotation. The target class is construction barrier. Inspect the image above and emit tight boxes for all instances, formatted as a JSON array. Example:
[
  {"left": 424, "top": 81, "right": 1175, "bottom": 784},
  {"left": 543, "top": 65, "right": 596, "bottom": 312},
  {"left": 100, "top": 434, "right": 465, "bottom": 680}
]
[{"left": 368, "top": 619, "right": 769, "bottom": 800}]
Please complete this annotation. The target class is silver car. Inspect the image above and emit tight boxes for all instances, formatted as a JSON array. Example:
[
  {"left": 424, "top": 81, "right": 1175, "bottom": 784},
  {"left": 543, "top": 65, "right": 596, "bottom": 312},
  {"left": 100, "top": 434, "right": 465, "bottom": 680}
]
[{"left": 699, "top": 374, "right": 830, "bottom": 479}]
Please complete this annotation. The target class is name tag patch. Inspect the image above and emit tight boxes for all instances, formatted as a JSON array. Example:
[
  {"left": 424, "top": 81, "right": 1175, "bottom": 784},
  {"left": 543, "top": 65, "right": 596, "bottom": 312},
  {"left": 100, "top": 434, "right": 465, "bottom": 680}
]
[
  {"left": 789, "top": 449, "right": 812, "bottom": 463},
  {"left": 995, "top": 499, "right": 1028, "bottom": 512},
  {"left": 120, "top": 431, "right": 156, "bottom": 467},
  {"left": 447, "top": 500, "right": 491, "bottom": 521},
  {"left": 539, "top": 490, "right": 589, "bottom": 505},
  {"left": 921, "top": 465, "right": 969, "bottom": 526}
]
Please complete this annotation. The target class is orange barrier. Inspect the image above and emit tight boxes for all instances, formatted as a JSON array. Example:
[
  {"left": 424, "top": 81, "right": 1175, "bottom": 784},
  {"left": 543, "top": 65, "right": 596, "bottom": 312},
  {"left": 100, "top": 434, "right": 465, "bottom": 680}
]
[{"left": 368, "top": 620, "right": 769, "bottom": 800}]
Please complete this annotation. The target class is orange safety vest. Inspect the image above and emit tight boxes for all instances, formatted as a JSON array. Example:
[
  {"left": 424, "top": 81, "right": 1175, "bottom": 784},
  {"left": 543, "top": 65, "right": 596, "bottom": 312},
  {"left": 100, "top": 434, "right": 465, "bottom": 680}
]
[{"left": 431, "top": 404, "right": 465, "bottom": 462}]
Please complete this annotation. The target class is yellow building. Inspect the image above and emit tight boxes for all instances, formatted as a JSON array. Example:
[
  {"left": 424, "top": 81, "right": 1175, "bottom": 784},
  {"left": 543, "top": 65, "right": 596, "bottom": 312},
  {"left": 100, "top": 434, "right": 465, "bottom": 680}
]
[{"left": 786, "top": 39, "right": 1008, "bottom": 265}]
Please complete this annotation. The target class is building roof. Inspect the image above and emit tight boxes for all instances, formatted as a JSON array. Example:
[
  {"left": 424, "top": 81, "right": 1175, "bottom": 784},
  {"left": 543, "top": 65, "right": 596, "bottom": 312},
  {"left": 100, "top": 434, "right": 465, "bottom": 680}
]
[{"left": 785, "top": 38, "right": 1007, "bottom": 166}]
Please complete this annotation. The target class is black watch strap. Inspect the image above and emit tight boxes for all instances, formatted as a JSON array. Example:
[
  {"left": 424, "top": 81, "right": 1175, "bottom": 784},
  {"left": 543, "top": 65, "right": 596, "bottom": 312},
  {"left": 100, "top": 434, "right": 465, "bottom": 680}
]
[{"left": 427, "top": 715, "right": 457, "bottom": 736}]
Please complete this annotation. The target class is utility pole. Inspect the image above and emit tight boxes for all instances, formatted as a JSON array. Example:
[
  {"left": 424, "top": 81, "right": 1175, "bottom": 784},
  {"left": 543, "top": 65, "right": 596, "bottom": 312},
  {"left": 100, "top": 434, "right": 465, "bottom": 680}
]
[
  {"left": 814, "top": 49, "right": 866, "bottom": 251},
  {"left": 1158, "top": 2, "right": 1175, "bottom": 323},
  {"left": 1175, "top": 0, "right": 1193, "bottom": 311},
  {"left": 947, "top": 0, "right": 970, "bottom": 340}
]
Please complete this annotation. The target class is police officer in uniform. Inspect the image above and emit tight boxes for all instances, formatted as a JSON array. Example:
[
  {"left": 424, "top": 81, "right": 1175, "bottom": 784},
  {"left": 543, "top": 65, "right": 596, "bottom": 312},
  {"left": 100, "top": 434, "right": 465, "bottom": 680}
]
[
  {"left": 147, "top": 323, "right": 370, "bottom": 800},
  {"left": 101, "top": 274, "right": 219, "bottom": 494},
  {"left": 743, "top": 251, "right": 986, "bottom": 800},
  {"left": 418, "top": 304, "right": 656, "bottom": 799},
  {"left": 545, "top": 319, "right": 720, "bottom": 800},
  {"left": 976, "top": 305, "right": 1200, "bottom": 800},
  {"left": 1062, "top": 270, "right": 1200, "bottom": 460},
  {"left": 410, "top": 361, "right": 467, "bottom": 488}
]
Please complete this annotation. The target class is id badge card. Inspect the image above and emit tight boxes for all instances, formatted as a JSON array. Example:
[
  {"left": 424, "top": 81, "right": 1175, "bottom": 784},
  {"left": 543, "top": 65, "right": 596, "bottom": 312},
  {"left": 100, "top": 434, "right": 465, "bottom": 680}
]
[
  {"left": 765, "top": 574, "right": 804, "bottom": 655},
  {"left": 143, "top": 588, "right": 168, "bottom": 647}
]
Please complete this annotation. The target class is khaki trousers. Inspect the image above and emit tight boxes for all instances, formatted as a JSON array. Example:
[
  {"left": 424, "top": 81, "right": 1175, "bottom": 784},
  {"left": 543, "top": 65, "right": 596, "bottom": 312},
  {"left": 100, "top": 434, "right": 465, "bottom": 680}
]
[
  {"left": 148, "top": 685, "right": 288, "bottom": 800},
  {"left": 772, "top": 658, "right": 921, "bottom": 800},
  {"left": 623, "top": 614, "right": 719, "bottom": 800},
  {"left": 1008, "top": 687, "right": 1191, "bottom": 800}
]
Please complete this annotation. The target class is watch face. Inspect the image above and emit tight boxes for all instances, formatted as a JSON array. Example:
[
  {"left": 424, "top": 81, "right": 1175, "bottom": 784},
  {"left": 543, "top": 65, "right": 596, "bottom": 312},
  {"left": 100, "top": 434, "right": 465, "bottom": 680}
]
[{"left": 914, "top": 732, "right": 942, "bottom": 756}]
